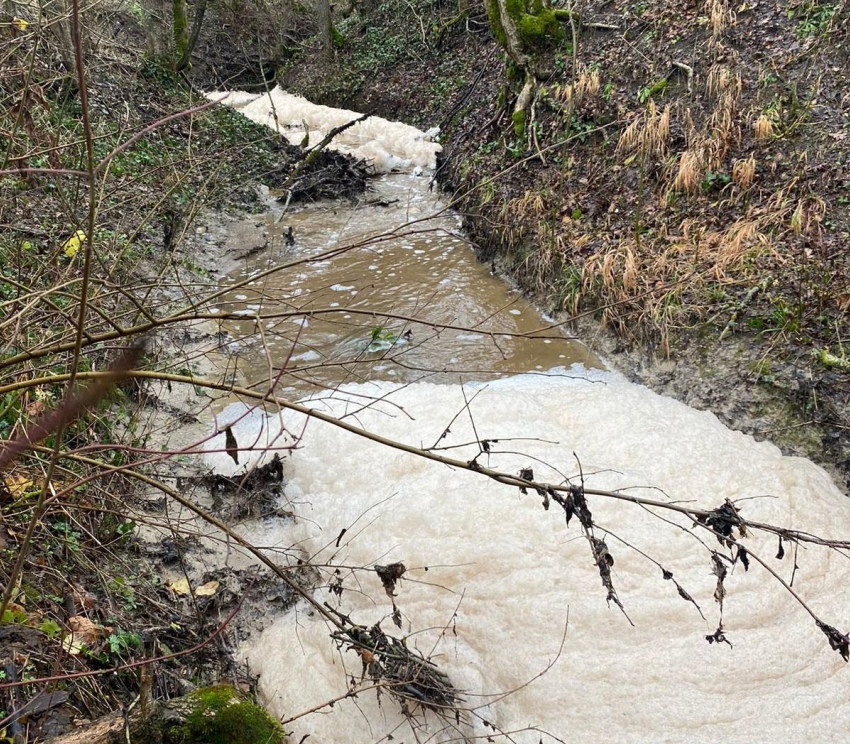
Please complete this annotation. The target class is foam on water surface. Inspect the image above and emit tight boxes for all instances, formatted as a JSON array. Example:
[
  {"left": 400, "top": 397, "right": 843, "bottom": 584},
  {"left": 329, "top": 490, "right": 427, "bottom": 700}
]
[
  {"left": 205, "top": 370, "right": 850, "bottom": 743},
  {"left": 205, "top": 87, "right": 441, "bottom": 172}
]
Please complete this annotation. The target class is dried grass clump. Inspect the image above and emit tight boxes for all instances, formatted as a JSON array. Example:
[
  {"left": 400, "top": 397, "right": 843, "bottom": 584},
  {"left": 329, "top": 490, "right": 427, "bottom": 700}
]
[
  {"left": 790, "top": 197, "right": 826, "bottom": 236},
  {"left": 623, "top": 247, "right": 638, "bottom": 293},
  {"left": 705, "top": 66, "right": 743, "bottom": 162},
  {"left": 706, "top": 0, "right": 735, "bottom": 38},
  {"left": 673, "top": 146, "right": 707, "bottom": 193},
  {"left": 531, "top": 220, "right": 559, "bottom": 293},
  {"left": 718, "top": 218, "right": 764, "bottom": 269},
  {"left": 557, "top": 66, "right": 601, "bottom": 107},
  {"left": 617, "top": 101, "right": 671, "bottom": 159},
  {"left": 711, "top": 188, "right": 797, "bottom": 274},
  {"left": 706, "top": 65, "right": 741, "bottom": 101},
  {"left": 510, "top": 190, "right": 546, "bottom": 218},
  {"left": 617, "top": 115, "right": 644, "bottom": 154},
  {"left": 753, "top": 113, "right": 775, "bottom": 141},
  {"left": 732, "top": 154, "right": 756, "bottom": 190}
]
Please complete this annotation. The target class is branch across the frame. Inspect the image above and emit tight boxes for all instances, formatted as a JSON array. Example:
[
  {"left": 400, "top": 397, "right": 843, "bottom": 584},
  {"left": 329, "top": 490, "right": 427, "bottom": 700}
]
[{"left": 4, "top": 367, "right": 850, "bottom": 552}]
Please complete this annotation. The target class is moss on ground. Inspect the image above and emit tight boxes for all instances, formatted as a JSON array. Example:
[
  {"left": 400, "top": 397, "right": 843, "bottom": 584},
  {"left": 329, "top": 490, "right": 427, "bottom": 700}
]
[{"left": 169, "top": 685, "right": 286, "bottom": 744}]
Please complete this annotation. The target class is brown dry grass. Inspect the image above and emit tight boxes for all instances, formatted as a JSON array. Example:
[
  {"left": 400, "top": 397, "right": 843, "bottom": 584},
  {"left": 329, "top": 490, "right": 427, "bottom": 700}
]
[
  {"left": 673, "top": 144, "right": 707, "bottom": 193},
  {"left": 706, "top": 0, "right": 735, "bottom": 39},
  {"left": 509, "top": 190, "right": 547, "bottom": 217},
  {"left": 732, "top": 154, "right": 757, "bottom": 190},
  {"left": 556, "top": 66, "right": 601, "bottom": 107},
  {"left": 705, "top": 66, "right": 742, "bottom": 163},
  {"left": 617, "top": 101, "right": 670, "bottom": 159},
  {"left": 753, "top": 113, "right": 776, "bottom": 141}
]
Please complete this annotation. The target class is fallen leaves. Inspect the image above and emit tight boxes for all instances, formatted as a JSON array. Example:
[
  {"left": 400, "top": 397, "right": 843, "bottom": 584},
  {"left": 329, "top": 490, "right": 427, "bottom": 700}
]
[
  {"left": 167, "top": 577, "right": 219, "bottom": 597},
  {"left": 195, "top": 580, "right": 220, "bottom": 597},
  {"left": 2, "top": 472, "right": 34, "bottom": 499},
  {"left": 224, "top": 426, "right": 239, "bottom": 464},
  {"left": 61, "top": 230, "right": 86, "bottom": 259},
  {"left": 62, "top": 616, "right": 112, "bottom": 655}
]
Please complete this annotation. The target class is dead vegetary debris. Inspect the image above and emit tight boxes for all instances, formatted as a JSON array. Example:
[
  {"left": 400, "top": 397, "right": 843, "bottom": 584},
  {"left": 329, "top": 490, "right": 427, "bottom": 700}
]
[
  {"left": 275, "top": 114, "right": 373, "bottom": 203},
  {"left": 199, "top": 454, "right": 286, "bottom": 520},
  {"left": 326, "top": 604, "right": 463, "bottom": 719}
]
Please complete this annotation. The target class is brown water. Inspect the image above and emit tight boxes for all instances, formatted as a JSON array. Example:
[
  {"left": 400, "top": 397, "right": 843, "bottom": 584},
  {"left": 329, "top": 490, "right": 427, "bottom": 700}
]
[{"left": 211, "top": 173, "right": 598, "bottom": 394}]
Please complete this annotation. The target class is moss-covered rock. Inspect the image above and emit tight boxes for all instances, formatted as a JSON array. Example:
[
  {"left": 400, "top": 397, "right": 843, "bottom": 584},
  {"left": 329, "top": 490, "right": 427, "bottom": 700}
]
[{"left": 168, "top": 685, "right": 286, "bottom": 744}]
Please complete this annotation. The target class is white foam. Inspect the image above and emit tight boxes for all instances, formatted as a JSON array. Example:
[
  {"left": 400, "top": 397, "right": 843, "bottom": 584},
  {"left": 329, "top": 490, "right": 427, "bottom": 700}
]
[
  {"left": 205, "top": 87, "right": 442, "bottom": 172},
  {"left": 209, "top": 370, "right": 850, "bottom": 743},
  {"left": 289, "top": 350, "right": 321, "bottom": 363}
]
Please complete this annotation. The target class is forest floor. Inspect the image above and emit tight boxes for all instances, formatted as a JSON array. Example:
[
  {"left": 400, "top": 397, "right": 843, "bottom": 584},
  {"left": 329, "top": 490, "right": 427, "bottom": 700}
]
[{"left": 283, "top": 0, "right": 850, "bottom": 491}]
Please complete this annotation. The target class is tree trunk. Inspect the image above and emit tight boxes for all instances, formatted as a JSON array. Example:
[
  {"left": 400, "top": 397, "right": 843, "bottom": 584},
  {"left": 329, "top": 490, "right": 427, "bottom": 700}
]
[
  {"left": 39, "top": 0, "right": 76, "bottom": 72},
  {"left": 175, "top": 0, "right": 208, "bottom": 71},
  {"left": 172, "top": 0, "right": 189, "bottom": 67},
  {"left": 141, "top": 0, "right": 169, "bottom": 59},
  {"left": 486, "top": 0, "right": 566, "bottom": 121},
  {"left": 316, "top": 0, "right": 333, "bottom": 62},
  {"left": 492, "top": 0, "right": 531, "bottom": 71}
]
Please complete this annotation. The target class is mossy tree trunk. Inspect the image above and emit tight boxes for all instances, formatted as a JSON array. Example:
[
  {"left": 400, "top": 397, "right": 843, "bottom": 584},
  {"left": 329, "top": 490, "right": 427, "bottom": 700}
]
[
  {"left": 175, "top": 0, "right": 208, "bottom": 71},
  {"left": 141, "top": 0, "right": 205, "bottom": 72},
  {"left": 172, "top": 0, "right": 189, "bottom": 65},
  {"left": 486, "top": 0, "right": 569, "bottom": 130},
  {"left": 316, "top": 0, "right": 333, "bottom": 62}
]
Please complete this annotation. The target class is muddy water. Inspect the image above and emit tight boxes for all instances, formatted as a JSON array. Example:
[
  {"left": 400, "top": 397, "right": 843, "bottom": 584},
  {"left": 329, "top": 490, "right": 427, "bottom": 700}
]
[
  {"left": 213, "top": 173, "right": 597, "bottom": 392},
  {"left": 201, "top": 90, "right": 850, "bottom": 744}
]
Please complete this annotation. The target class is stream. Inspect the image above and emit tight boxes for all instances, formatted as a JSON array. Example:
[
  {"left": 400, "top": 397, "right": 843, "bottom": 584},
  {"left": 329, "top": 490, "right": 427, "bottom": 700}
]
[{"left": 200, "top": 88, "right": 850, "bottom": 743}]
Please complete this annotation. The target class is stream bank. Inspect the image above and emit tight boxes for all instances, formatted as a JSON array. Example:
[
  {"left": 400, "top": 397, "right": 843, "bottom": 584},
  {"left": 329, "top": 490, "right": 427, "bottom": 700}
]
[{"left": 0, "top": 22, "right": 372, "bottom": 736}]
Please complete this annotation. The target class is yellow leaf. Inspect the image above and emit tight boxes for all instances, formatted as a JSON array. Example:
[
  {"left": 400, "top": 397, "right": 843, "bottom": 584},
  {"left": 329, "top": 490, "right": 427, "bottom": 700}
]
[
  {"left": 195, "top": 580, "right": 219, "bottom": 597},
  {"left": 12, "top": 17, "right": 29, "bottom": 31},
  {"left": 21, "top": 240, "right": 32, "bottom": 250},
  {"left": 62, "top": 636, "right": 86, "bottom": 655},
  {"left": 4, "top": 473, "right": 33, "bottom": 499},
  {"left": 168, "top": 577, "right": 191, "bottom": 596},
  {"left": 168, "top": 578, "right": 219, "bottom": 597},
  {"left": 62, "top": 230, "right": 87, "bottom": 259}
]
